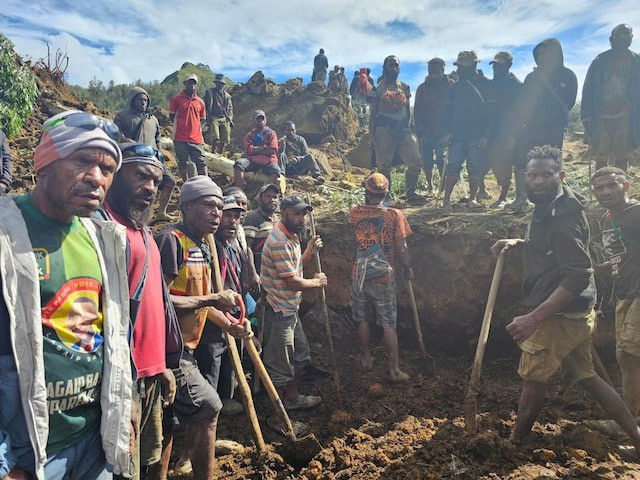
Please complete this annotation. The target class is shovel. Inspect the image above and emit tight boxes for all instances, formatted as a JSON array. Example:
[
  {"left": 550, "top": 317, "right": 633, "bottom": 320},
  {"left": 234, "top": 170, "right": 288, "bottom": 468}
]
[{"left": 464, "top": 249, "right": 506, "bottom": 434}]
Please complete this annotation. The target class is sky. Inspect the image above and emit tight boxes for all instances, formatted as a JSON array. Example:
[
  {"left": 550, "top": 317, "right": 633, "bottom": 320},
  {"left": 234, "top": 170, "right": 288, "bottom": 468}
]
[{"left": 2, "top": 0, "right": 639, "bottom": 102}]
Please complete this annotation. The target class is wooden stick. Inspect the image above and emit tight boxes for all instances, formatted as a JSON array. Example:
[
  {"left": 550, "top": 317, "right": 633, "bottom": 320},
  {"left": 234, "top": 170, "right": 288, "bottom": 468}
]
[
  {"left": 464, "top": 250, "right": 506, "bottom": 434},
  {"left": 407, "top": 279, "right": 426, "bottom": 356}
]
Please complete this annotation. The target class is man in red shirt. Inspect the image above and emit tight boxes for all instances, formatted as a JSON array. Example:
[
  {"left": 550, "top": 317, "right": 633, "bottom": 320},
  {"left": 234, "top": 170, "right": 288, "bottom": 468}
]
[
  {"left": 101, "top": 143, "right": 182, "bottom": 480},
  {"left": 169, "top": 74, "right": 207, "bottom": 181},
  {"left": 233, "top": 110, "right": 281, "bottom": 189}
]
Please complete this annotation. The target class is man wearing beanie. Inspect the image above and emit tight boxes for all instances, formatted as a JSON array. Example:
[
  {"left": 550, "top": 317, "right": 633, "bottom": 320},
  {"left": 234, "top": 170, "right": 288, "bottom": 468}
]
[
  {"left": 350, "top": 172, "right": 412, "bottom": 383},
  {"left": 98, "top": 143, "right": 182, "bottom": 480},
  {"left": 154, "top": 176, "right": 252, "bottom": 479},
  {"left": 0, "top": 110, "right": 134, "bottom": 479}
]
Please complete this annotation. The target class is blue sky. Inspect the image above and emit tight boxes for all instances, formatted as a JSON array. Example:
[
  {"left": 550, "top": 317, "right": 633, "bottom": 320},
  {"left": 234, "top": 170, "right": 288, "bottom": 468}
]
[{"left": 2, "top": 0, "right": 639, "bottom": 103}]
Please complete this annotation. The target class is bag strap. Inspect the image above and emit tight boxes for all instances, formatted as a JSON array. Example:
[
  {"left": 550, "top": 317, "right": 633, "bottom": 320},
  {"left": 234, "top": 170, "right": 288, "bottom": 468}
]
[
  {"left": 463, "top": 79, "right": 485, "bottom": 104},
  {"left": 606, "top": 213, "right": 640, "bottom": 250}
]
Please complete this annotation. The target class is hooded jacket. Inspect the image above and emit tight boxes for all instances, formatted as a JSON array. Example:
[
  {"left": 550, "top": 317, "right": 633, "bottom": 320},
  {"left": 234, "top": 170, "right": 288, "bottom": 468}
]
[
  {"left": 523, "top": 185, "right": 596, "bottom": 312},
  {"left": 114, "top": 87, "right": 161, "bottom": 148}
]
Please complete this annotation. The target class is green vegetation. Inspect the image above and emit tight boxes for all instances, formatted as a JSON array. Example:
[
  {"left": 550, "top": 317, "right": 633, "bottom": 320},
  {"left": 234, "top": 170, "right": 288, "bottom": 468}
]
[
  {"left": 0, "top": 34, "right": 39, "bottom": 137},
  {"left": 70, "top": 62, "right": 234, "bottom": 113}
]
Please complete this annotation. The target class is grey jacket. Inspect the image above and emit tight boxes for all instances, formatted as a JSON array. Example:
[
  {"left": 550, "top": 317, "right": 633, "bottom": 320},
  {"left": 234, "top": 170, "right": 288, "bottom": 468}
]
[{"left": 0, "top": 197, "right": 133, "bottom": 479}]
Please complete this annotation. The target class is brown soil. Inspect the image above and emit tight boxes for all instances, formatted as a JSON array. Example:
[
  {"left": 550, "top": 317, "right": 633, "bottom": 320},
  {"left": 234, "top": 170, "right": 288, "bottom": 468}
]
[{"left": 8, "top": 64, "right": 640, "bottom": 479}]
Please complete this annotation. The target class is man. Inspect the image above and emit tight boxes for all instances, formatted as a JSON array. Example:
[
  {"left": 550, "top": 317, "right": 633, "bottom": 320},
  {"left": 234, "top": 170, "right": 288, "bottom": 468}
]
[
  {"left": 194, "top": 195, "right": 249, "bottom": 419},
  {"left": 491, "top": 145, "right": 640, "bottom": 460},
  {"left": 582, "top": 24, "right": 640, "bottom": 172},
  {"left": 335, "top": 67, "right": 349, "bottom": 95},
  {"left": 169, "top": 74, "right": 207, "bottom": 181},
  {"left": 327, "top": 65, "right": 340, "bottom": 93},
  {"left": 312, "top": 48, "right": 328, "bottom": 83},
  {"left": 260, "top": 195, "right": 326, "bottom": 434},
  {"left": 244, "top": 183, "right": 280, "bottom": 274},
  {"left": 154, "top": 176, "right": 252, "bottom": 479},
  {"left": 234, "top": 110, "right": 281, "bottom": 189},
  {"left": 350, "top": 173, "right": 412, "bottom": 383},
  {"left": 413, "top": 57, "right": 453, "bottom": 194},
  {"left": 485, "top": 51, "right": 522, "bottom": 209},
  {"left": 442, "top": 50, "right": 492, "bottom": 209},
  {"left": 0, "top": 127, "right": 13, "bottom": 195},
  {"left": 591, "top": 167, "right": 640, "bottom": 417},
  {"left": 369, "top": 55, "right": 424, "bottom": 204},
  {"left": 203, "top": 74, "right": 234, "bottom": 156},
  {"left": 0, "top": 110, "right": 133, "bottom": 479},
  {"left": 115, "top": 87, "right": 176, "bottom": 221},
  {"left": 100, "top": 143, "right": 182, "bottom": 480},
  {"left": 278, "top": 121, "right": 325, "bottom": 183},
  {"left": 509, "top": 38, "right": 577, "bottom": 210}
]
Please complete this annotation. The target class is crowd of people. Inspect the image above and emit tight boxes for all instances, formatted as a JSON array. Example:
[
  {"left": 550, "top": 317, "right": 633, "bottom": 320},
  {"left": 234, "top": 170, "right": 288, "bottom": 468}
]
[{"left": 0, "top": 23, "right": 640, "bottom": 480}]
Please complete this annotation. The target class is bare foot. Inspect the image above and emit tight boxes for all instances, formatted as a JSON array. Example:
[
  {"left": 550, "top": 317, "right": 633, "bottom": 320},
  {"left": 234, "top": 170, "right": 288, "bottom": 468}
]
[
  {"left": 388, "top": 369, "right": 409, "bottom": 383},
  {"left": 358, "top": 354, "right": 373, "bottom": 371}
]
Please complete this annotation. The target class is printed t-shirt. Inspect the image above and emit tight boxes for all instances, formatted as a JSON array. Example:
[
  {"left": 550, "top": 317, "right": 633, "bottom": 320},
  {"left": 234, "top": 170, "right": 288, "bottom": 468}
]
[
  {"left": 261, "top": 221, "right": 302, "bottom": 314},
  {"left": 349, "top": 205, "right": 412, "bottom": 282},
  {"left": 15, "top": 195, "right": 103, "bottom": 454},
  {"left": 106, "top": 206, "right": 166, "bottom": 378},
  {"left": 155, "top": 225, "right": 211, "bottom": 350},
  {"left": 375, "top": 79, "right": 411, "bottom": 122},
  {"left": 169, "top": 91, "right": 206, "bottom": 143},
  {"left": 602, "top": 201, "right": 640, "bottom": 298}
]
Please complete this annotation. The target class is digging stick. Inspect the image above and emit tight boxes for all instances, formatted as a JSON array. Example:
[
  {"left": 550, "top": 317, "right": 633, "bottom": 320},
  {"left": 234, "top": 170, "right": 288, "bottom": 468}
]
[
  {"left": 464, "top": 249, "right": 506, "bottom": 434},
  {"left": 252, "top": 298, "right": 266, "bottom": 394},
  {"left": 591, "top": 344, "right": 614, "bottom": 387},
  {"left": 305, "top": 195, "right": 342, "bottom": 407},
  {"left": 205, "top": 234, "right": 266, "bottom": 455},
  {"left": 438, "top": 144, "right": 449, "bottom": 206},
  {"left": 407, "top": 280, "right": 426, "bottom": 356}
]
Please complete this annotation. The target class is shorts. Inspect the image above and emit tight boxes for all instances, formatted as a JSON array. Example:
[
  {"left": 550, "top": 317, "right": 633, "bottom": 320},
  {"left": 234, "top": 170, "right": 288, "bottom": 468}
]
[
  {"left": 171, "top": 351, "right": 222, "bottom": 423},
  {"left": 44, "top": 427, "right": 110, "bottom": 480},
  {"left": 173, "top": 141, "right": 206, "bottom": 171},
  {"left": 419, "top": 136, "right": 446, "bottom": 171},
  {"left": 591, "top": 116, "right": 632, "bottom": 156},
  {"left": 373, "top": 126, "right": 422, "bottom": 172},
  {"left": 137, "top": 376, "right": 163, "bottom": 468},
  {"left": 234, "top": 157, "right": 281, "bottom": 176},
  {"left": 486, "top": 144, "right": 515, "bottom": 187},
  {"left": 208, "top": 117, "right": 232, "bottom": 144},
  {"left": 446, "top": 139, "right": 485, "bottom": 179},
  {"left": 262, "top": 306, "right": 311, "bottom": 388},
  {"left": 518, "top": 310, "right": 597, "bottom": 384},
  {"left": 615, "top": 295, "right": 640, "bottom": 357},
  {"left": 350, "top": 277, "right": 397, "bottom": 329}
]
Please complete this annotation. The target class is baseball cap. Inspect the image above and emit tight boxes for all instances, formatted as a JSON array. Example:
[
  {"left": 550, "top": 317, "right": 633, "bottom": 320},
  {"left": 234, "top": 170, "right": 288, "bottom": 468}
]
[
  {"left": 254, "top": 110, "right": 266, "bottom": 119},
  {"left": 179, "top": 175, "right": 223, "bottom": 206},
  {"left": 280, "top": 194, "right": 312, "bottom": 212},
  {"left": 489, "top": 51, "right": 513, "bottom": 64},
  {"left": 428, "top": 57, "right": 445, "bottom": 66},
  {"left": 222, "top": 195, "right": 246, "bottom": 212},
  {"left": 453, "top": 51, "right": 480, "bottom": 67},
  {"left": 184, "top": 73, "right": 198, "bottom": 83},
  {"left": 364, "top": 173, "right": 389, "bottom": 194},
  {"left": 214, "top": 73, "right": 226, "bottom": 84},
  {"left": 258, "top": 183, "right": 280, "bottom": 196}
]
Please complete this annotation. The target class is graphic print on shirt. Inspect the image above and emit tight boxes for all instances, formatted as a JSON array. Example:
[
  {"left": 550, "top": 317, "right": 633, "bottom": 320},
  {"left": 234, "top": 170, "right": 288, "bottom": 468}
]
[{"left": 602, "top": 226, "right": 627, "bottom": 278}]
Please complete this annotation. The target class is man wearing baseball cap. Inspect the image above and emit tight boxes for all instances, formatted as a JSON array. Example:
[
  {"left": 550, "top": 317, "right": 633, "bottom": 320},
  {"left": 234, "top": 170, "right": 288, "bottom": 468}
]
[
  {"left": 234, "top": 110, "right": 281, "bottom": 190},
  {"left": 0, "top": 110, "right": 134, "bottom": 479},
  {"left": 154, "top": 176, "right": 252, "bottom": 479},
  {"left": 350, "top": 173, "right": 412, "bottom": 383},
  {"left": 260, "top": 194, "right": 326, "bottom": 435},
  {"left": 204, "top": 74, "right": 234, "bottom": 156},
  {"left": 169, "top": 74, "right": 207, "bottom": 181},
  {"left": 99, "top": 143, "right": 182, "bottom": 480}
]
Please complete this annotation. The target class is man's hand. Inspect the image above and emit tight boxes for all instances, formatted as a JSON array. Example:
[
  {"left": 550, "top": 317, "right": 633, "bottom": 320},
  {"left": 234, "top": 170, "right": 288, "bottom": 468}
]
[
  {"left": 313, "top": 272, "right": 328, "bottom": 288},
  {"left": 306, "top": 235, "right": 323, "bottom": 253},
  {"left": 6, "top": 468, "right": 30, "bottom": 480},
  {"left": 226, "top": 318, "right": 254, "bottom": 339},
  {"left": 161, "top": 368, "right": 176, "bottom": 406},
  {"left": 490, "top": 238, "right": 524, "bottom": 256},
  {"left": 506, "top": 312, "right": 543, "bottom": 343},
  {"left": 248, "top": 272, "right": 261, "bottom": 290},
  {"left": 210, "top": 290, "right": 237, "bottom": 311}
]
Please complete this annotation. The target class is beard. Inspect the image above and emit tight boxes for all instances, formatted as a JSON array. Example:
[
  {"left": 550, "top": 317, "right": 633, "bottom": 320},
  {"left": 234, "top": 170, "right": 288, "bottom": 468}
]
[
  {"left": 283, "top": 217, "right": 303, "bottom": 234},
  {"left": 108, "top": 180, "right": 154, "bottom": 226}
]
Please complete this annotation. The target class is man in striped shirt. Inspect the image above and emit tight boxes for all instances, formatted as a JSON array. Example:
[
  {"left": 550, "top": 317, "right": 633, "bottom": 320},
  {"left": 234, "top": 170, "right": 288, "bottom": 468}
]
[{"left": 260, "top": 195, "right": 326, "bottom": 434}]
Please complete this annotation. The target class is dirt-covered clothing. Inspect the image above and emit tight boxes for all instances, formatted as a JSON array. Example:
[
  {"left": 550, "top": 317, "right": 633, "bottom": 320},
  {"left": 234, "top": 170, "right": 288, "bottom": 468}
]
[
  {"left": 349, "top": 205, "right": 412, "bottom": 284},
  {"left": 114, "top": 87, "right": 160, "bottom": 148},
  {"left": 243, "top": 127, "right": 279, "bottom": 166},
  {"left": 523, "top": 186, "right": 596, "bottom": 312},
  {"left": 600, "top": 201, "right": 640, "bottom": 299},
  {"left": 203, "top": 88, "right": 233, "bottom": 123},
  {"left": 168, "top": 91, "right": 206, "bottom": 144},
  {"left": 444, "top": 70, "right": 492, "bottom": 141},
  {"left": 581, "top": 48, "right": 640, "bottom": 150},
  {"left": 414, "top": 75, "right": 454, "bottom": 140},
  {"left": 0, "top": 129, "right": 13, "bottom": 192}
]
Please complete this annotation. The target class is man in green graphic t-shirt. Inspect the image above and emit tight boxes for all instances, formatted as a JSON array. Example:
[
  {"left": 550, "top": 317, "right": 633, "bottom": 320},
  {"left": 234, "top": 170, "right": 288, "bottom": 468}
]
[{"left": 0, "top": 110, "right": 133, "bottom": 480}]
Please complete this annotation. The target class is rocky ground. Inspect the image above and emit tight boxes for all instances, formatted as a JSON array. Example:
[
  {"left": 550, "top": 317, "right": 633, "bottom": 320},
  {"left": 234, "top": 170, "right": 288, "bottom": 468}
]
[{"left": 7, "top": 64, "right": 640, "bottom": 479}]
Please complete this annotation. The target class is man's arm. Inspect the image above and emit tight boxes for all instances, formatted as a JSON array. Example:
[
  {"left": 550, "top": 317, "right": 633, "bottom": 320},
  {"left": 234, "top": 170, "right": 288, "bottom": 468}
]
[
  {"left": 282, "top": 272, "right": 326, "bottom": 291},
  {"left": 0, "top": 132, "right": 13, "bottom": 193},
  {"left": 164, "top": 274, "right": 237, "bottom": 312}
]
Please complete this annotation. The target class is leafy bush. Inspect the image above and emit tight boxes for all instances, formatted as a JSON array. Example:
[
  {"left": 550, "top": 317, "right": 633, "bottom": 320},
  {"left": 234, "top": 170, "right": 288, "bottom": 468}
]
[{"left": 0, "top": 34, "right": 39, "bottom": 137}]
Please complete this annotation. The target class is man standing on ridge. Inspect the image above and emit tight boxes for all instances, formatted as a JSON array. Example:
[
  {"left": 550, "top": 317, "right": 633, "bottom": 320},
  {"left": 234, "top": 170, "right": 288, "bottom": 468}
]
[
  {"left": 312, "top": 49, "right": 329, "bottom": 83},
  {"left": 204, "top": 74, "right": 234, "bottom": 156}
]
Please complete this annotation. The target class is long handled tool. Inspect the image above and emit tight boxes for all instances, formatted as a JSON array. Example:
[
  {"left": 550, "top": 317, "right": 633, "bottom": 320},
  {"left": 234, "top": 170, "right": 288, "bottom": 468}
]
[
  {"left": 306, "top": 195, "right": 342, "bottom": 407},
  {"left": 464, "top": 249, "right": 506, "bottom": 434},
  {"left": 205, "top": 234, "right": 266, "bottom": 456},
  {"left": 407, "top": 280, "right": 426, "bottom": 356}
]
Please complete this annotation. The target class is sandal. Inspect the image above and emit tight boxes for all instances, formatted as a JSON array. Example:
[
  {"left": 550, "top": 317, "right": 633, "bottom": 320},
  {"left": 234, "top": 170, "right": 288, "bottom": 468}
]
[
  {"left": 283, "top": 394, "right": 321, "bottom": 410},
  {"left": 267, "top": 416, "right": 310, "bottom": 437}
]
